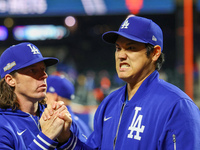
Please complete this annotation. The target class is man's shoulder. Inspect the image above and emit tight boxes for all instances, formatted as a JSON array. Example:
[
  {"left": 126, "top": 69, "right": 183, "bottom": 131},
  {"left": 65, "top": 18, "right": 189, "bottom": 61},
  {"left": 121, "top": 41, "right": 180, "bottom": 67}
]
[{"left": 158, "top": 79, "right": 191, "bottom": 100}]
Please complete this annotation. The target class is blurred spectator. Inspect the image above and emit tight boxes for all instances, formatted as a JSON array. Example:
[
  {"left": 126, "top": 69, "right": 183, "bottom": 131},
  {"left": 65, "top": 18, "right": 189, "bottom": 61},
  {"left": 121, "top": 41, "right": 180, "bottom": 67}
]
[
  {"left": 46, "top": 75, "right": 92, "bottom": 139},
  {"left": 75, "top": 74, "right": 89, "bottom": 105}
]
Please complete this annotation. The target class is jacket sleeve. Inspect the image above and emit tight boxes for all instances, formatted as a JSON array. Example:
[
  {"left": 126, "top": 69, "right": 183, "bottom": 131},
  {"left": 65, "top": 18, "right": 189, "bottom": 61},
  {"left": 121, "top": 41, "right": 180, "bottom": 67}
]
[
  {"left": 57, "top": 132, "right": 94, "bottom": 150},
  {"left": 0, "top": 126, "right": 15, "bottom": 149},
  {"left": 0, "top": 129, "right": 58, "bottom": 150},
  {"left": 28, "top": 132, "right": 58, "bottom": 149},
  {"left": 70, "top": 120, "right": 88, "bottom": 143},
  {"left": 58, "top": 101, "right": 106, "bottom": 150},
  {"left": 158, "top": 99, "right": 200, "bottom": 150}
]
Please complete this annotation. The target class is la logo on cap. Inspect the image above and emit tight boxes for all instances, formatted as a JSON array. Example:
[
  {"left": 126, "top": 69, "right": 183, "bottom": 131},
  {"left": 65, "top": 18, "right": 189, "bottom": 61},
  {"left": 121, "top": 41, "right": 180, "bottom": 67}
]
[
  {"left": 121, "top": 19, "right": 129, "bottom": 29},
  {"left": 49, "top": 86, "right": 55, "bottom": 92},
  {"left": 27, "top": 44, "right": 40, "bottom": 54},
  {"left": 152, "top": 35, "right": 157, "bottom": 42}
]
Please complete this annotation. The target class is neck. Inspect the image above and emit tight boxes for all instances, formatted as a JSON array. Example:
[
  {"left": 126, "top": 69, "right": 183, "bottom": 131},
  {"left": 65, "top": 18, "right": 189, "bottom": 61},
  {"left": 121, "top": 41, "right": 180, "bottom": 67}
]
[
  {"left": 127, "top": 71, "right": 153, "bottom": 100},
  {"left": 127, "top": 80, "right": 143, "bottom": 100},
  {"left": 18, "top": 99, "right": 39, "bottom": 115}
]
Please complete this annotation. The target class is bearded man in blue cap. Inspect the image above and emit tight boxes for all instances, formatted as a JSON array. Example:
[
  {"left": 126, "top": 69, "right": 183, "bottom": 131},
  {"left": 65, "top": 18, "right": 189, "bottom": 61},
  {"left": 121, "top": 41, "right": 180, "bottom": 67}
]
[
  {"left": 0, "top": 42, "right": 75, "bottom": 149},
  {"left": 56, "top": 15, "right": 200, "bottom": 150}
]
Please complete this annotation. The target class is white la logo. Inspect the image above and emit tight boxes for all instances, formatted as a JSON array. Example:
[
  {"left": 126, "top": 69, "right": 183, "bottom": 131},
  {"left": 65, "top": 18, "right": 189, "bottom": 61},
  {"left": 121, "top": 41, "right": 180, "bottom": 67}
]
[
  {"left": 127, "top": 107, "right": 145, "bottom": 140},
  {"left": 27, "top": 44, "right": 40, "bottom": 54},
  {"left": 121, "top": 19, "right": 129, "bottom": 29},
  {"left": 152, "top": 35, "right": 157, "bottom": 41}
]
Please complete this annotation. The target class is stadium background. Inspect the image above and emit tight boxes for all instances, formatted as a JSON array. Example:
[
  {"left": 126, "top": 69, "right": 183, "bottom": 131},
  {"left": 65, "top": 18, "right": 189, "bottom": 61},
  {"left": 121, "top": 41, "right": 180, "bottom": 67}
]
[{"left": 0, "top": 0, "right": 199, "bottom": 130}]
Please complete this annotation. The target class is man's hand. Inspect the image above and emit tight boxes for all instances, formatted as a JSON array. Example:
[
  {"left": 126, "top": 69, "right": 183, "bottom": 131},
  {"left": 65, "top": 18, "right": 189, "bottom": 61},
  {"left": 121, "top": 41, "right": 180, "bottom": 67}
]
[
  {"left": 57, "top": 107, "right": 72, "bottom": 143},
  {"left": 42, "top": 101, "right": 65, "bottom": 121},
  {"left": 40, "top": 101, "right": 72, "bottom": 142}
]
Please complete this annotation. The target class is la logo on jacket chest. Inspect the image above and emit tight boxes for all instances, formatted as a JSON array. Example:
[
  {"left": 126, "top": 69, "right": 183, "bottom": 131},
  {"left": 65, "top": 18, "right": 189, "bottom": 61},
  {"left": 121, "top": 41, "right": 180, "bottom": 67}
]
[{"left": 127, "top": 106, "right": 145, "bottom": 140}]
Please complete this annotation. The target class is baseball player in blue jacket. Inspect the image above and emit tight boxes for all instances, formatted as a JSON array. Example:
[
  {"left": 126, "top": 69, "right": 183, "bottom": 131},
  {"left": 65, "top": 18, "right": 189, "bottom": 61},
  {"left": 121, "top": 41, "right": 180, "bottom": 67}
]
[
  {"left": 60, "top": 15, "right": 200, "bottom": 150},
  {"left": 0, "top": 42, "right": 80, "bottom": 149}
]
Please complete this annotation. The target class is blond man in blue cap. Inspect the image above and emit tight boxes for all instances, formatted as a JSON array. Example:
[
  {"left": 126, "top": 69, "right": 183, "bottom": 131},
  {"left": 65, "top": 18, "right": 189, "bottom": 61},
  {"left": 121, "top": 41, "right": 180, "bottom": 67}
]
[{"left": 0, "top": 42, "right": 73, "bottom": 149}]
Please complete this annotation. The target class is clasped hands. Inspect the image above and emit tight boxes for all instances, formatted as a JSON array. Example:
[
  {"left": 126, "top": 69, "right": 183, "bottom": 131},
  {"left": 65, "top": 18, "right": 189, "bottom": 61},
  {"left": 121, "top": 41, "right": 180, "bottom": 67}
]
[{"left": 39, "top": 101, "right": 72, "bottom": 143}]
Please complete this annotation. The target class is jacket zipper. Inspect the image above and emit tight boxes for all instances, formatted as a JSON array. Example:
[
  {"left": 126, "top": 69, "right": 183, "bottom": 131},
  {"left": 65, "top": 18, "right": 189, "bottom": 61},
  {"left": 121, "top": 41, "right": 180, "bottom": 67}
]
[
  {"left": 113, "top": 102, "right": 126, "bottom": 150},
  {"left": 173, "top": 134, "right": 176, "bottom": 150},
  {"left": 30, "top": 114, "right": 41, "bottom": 131}
]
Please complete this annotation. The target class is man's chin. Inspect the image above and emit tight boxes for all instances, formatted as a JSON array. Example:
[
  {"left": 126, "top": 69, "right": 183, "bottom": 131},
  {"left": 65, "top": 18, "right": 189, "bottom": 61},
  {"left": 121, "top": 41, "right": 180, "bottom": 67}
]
[
  {"left": 118, "top": 75, "right": 132, "bottom": 83},
  {"left": 37, "top": 93, "right": 46, "bottom": 101},
  {"left": 118, "top": 74, "right": 128, "bottom": 80}
]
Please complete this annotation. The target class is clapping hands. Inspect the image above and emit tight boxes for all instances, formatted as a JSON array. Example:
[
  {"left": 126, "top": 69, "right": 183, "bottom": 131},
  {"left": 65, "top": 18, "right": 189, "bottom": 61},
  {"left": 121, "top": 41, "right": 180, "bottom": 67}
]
[{"left": 40, "top": 101, "right": 72, "bottom": 143}]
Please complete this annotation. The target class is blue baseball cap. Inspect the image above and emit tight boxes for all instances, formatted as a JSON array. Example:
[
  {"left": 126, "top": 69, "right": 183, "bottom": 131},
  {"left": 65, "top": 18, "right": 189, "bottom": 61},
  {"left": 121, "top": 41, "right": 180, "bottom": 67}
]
[
  {"left": 0, "top": 42, "right": 59, "bottom": 78},
  {"left": 46, "top": 75, "right": 75, "bottom": 100},
  {"left": 102, "top": 15, "right": 163, "bottom": 51}
]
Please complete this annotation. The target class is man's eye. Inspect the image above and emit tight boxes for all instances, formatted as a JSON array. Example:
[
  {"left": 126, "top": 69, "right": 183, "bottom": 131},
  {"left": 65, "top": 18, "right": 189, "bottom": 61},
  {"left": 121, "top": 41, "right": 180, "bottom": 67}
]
[
  {"left": 127, "top": 46, "right": 135, "bottom": 50},
  {"left": 115, "top": 47, "right": 121, "bottom": 51},
  {"left": 42, "top": 68, "right": 46, "bottom": 72},
  {"left": 29, "top": 69, "right": 36, "bottom": 73}
]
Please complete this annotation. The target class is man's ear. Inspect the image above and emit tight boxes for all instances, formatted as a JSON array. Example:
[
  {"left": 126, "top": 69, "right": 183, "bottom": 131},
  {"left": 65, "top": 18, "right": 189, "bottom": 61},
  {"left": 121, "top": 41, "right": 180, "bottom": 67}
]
[
  {"left": 152, "top": 45, "right": 161, "bottom": 61},
  {"left": 5, "top": 74, "right": 15, "bottom": 87}
]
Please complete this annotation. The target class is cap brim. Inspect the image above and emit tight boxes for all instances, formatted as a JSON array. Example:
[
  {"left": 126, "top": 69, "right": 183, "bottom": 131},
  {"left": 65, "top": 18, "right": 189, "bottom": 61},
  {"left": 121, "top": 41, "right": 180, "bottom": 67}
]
[
  {"left": 18, "top": 57, "right": 58, "bottom": 70},
  {"left": 102, "top": 31, "right": 147, "bottom": 44},
  {"left": 43, "top": 57, "right": 59, "bottom": 67}
]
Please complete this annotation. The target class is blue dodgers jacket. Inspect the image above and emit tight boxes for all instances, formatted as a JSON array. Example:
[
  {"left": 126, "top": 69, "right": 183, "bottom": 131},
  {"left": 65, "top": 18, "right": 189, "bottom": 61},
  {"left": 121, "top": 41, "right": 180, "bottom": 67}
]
[
  {"left": 0, "top": 103, "right": 87, "bottom": 149},
  {"left": 66, "top": 71, "right": 200, "bottom": 150}
]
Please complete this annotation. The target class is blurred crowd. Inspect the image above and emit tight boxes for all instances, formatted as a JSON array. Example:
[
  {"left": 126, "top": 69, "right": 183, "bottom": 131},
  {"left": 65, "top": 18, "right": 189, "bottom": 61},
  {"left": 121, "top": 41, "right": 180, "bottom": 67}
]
[
  {"left": 48, "top": 64, "right": 126, "bottom": 106},
  {"left": 47, "top": 61, "right": 200, "bottom": 110}
]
